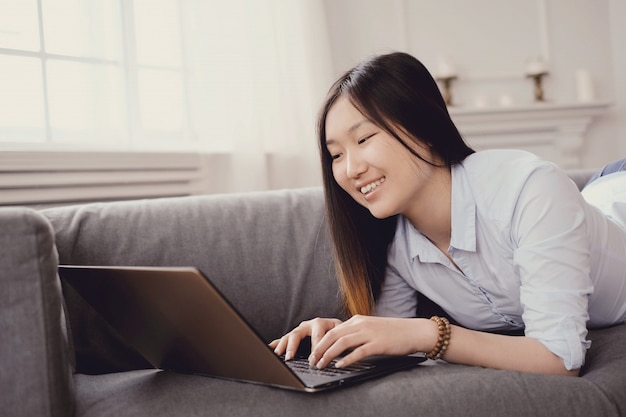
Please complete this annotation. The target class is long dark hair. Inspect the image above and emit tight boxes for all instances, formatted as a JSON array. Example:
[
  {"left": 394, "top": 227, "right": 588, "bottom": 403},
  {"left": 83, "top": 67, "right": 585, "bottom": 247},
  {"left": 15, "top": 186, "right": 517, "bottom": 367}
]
[{"left": 318, "top": 52, "right": 474, "bottom": 316}]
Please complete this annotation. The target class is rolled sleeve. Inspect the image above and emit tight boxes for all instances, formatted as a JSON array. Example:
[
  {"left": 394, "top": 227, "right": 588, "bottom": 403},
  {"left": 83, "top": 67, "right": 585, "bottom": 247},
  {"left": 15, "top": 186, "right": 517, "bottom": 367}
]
[
  {"left": 521, "top": 288, "right": 592, "bottom": 370},
  {"left": 548, "top": 319, "right": 591, "bottom": 370}
]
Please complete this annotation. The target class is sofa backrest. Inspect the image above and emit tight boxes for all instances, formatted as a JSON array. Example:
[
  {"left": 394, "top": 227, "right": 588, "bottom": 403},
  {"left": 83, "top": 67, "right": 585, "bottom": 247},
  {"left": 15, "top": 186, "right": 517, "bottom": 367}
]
[{"left": 42, "top": 187, "right": 343, "bottom": 373}]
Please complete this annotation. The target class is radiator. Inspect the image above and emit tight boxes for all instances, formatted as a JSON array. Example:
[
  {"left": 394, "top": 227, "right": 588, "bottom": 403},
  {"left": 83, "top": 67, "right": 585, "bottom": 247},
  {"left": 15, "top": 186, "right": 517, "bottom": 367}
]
[{"left": 0, "top": 151, "right": 204, "bottom": 208}]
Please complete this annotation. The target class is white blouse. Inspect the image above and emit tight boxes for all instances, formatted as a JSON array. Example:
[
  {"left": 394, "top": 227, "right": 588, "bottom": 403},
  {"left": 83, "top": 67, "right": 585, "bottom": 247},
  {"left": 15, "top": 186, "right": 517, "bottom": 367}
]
[{"left": 375, "top": 149, "right": 626, "bottom": 370}]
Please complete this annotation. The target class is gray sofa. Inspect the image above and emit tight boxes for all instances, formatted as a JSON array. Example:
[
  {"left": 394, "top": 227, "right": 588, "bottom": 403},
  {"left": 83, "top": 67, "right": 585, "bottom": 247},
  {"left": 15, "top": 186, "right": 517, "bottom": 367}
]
[{"left": 1, "top": 170, "right": 625, "bottom": 417}]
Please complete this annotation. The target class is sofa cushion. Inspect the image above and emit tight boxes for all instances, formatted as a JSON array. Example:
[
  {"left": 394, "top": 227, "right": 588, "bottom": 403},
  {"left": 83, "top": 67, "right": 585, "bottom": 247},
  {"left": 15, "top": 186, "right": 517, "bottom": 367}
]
[
  {"left": 72, "top": 358, "right": 618, "bottom": 417},
  {"left": 581, "top": 324, "right": 626, "bottom": 416},
  {"left": 0, "top": 207, "right": 74, "bottom": 417},
  {"left": 72, "top": 324, "right": 626, "bottom": 417}
]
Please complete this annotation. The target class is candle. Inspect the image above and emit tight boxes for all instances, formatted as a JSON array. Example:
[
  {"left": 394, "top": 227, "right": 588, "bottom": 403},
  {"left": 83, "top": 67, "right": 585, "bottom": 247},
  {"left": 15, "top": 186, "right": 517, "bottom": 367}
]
[
  {"left": 526, "top": 57, "right": 547, "bottom": 76},
  {"left": 437, "top": 57, "right": 457, "bottom": 79},
  {"left": 474, "top": 95, "right": 488, "bottom": 108},
  {"left": 499, "top": 94, "right": 513, "bottom": 107},
  {"left": 576, "top": 69, "right": 594, "bottom": 102}
]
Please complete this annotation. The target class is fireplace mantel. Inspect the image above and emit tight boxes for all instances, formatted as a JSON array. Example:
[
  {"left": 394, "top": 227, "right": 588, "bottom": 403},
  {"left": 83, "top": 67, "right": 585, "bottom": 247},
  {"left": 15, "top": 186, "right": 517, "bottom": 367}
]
[{"left": 449, "top": 101, "right": 611, "bottom": 168}]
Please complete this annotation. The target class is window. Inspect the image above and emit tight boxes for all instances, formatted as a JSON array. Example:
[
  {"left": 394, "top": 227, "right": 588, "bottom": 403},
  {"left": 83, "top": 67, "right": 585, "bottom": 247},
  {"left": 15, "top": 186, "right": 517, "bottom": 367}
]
[
  {"left": 0, "top": 0, "right": 329, "bottom": 206},
  {"left": 0, "top": 0, "right": 192, "bottom": 151}
]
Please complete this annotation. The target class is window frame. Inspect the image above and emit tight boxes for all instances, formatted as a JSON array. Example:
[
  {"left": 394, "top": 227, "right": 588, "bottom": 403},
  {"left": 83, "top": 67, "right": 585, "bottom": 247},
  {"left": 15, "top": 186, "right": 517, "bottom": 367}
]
[{"left": 0, "top": 0, "right": 193, "bottom": 151}]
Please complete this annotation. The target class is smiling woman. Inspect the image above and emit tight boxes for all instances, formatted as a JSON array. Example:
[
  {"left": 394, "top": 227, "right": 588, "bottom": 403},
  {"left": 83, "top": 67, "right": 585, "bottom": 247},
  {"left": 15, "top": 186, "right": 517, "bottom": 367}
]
[
  {"left": 318, "top": 52, "right": 473, "bottom": 316},
  {"left": 271, "top": 52, "right": 626, "bottom": 378}
]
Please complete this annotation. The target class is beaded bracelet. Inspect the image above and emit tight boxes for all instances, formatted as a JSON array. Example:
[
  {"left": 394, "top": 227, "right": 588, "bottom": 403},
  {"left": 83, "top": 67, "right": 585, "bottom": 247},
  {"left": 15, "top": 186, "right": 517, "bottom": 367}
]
[{"left": 425, "top": 316, "right": 451, "bottom": 360}]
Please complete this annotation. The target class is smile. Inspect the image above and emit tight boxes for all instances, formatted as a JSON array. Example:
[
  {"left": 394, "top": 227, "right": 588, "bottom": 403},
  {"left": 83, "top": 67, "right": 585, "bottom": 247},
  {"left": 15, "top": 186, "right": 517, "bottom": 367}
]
[{"left": 360, "top": 177, "right": 385, "bottom": 195}]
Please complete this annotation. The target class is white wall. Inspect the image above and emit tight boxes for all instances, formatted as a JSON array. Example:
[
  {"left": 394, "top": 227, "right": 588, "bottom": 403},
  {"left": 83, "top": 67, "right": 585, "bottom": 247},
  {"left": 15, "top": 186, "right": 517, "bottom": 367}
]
[
  {"left": 609, "top": 0, "right": 626, "bottom": 159},
  {"left": 323, "top": 0, "right": 626, "bottom": 168}
]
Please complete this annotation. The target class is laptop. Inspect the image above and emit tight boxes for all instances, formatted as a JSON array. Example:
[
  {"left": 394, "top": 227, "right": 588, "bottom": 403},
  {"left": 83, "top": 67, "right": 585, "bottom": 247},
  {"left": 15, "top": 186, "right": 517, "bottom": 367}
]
[{"left": 58, "top": 265, "right": 425, "bottom": 393}]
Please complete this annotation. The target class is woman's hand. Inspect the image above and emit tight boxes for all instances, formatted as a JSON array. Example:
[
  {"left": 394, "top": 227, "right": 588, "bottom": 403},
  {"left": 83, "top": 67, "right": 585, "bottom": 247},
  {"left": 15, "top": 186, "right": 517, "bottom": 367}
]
[
  {"left": 271, "top": 316, "right": 436, "bottom": 369},
  {"left": 269, "top": 317, "right": 343, "bottom": 361},
  {"left": 307, "top": 315, "right": 429, "bottom": 369}
]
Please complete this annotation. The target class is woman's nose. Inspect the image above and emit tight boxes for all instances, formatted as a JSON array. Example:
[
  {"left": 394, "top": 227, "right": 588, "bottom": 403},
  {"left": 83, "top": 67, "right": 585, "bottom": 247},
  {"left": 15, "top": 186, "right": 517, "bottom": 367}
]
[{"left": 346, "top": 152, "right": 367, "bottom": 179}]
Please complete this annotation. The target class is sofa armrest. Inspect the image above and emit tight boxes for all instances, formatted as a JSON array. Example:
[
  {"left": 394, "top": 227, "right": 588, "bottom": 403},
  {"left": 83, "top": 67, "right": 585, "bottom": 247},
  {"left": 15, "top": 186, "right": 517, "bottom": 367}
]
[{"left": 0, "top": 208, "right": 74, "bottom": 417}]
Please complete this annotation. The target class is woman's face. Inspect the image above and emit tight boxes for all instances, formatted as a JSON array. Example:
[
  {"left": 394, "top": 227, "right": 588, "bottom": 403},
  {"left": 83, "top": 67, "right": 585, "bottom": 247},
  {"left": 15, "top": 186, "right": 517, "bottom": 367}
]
[{"left": 324, "top": 96, "right": 443, "bottom": 220}]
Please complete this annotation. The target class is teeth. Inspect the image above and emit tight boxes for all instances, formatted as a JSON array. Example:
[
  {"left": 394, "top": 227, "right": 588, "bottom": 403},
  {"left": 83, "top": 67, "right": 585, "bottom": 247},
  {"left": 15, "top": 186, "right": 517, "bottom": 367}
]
[{"left": 360, "top": 177, "right": 385, "bottom": 194}]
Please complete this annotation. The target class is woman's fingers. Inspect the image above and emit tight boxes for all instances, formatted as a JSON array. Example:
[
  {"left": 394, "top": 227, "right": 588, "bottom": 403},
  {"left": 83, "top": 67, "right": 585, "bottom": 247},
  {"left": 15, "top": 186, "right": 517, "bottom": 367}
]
[
  {"left": 271, "top": 330, "right": 305, "bottom": 360},
  {"left": 284, "top": 332, "right": 305, "bottom": 361},
  {"left": 270, "top": 317, "right": 343, "bottom": 361},
  {"left": 333, "top": 344, "right": 375, "bottom": 369},
  {"left": 309, "top": 316, "right": 366, "bottom": 368},
  {"left": 310, "top": 317, "right": 342, "bottom": 349},
  {"left": 270, "top": 336, "right": 288, "bottom": 355},
  {"left": 309, "top": 315, "right": 422, "bottom": 369},
  {"left": 311, "top": 330, "right": 364, "bottom": 369}
]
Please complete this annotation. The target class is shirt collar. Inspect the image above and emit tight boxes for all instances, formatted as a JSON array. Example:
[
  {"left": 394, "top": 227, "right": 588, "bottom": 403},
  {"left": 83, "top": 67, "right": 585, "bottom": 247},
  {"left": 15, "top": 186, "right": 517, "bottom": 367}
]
[
  {"left": 449, "top": 162, "right": 477, "bottom": 252},
  {"left": 400, "top": 162, "right": 477, "bottom": 263},
  {"left": 402, "top": 217, "right": 441, "bottom": 263}
]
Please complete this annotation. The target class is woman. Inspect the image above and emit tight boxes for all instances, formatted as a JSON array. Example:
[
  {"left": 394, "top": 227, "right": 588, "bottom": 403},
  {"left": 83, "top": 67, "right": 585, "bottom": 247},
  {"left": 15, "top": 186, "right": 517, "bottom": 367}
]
[{"left": 270, "top": 52, "right": 626, "bottom": 376}]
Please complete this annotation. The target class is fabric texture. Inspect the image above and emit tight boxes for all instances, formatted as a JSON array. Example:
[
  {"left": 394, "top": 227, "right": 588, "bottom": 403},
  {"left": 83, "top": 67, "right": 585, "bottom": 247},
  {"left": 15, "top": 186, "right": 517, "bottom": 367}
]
[
  {"left": 0, "top": 207, "right": 74, "bottom": 417},
  {"left": 583, "top": 324, "right": 626, "bottom": 417}
]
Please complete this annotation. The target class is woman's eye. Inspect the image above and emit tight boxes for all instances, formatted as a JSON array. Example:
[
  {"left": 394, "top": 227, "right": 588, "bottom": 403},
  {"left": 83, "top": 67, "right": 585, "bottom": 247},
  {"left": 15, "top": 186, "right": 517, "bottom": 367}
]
[
  {"left": 358, "top": 134, "right": 375, "bottom": 145},
  {"left": 331, "top": 153, "right": 342, "bottom": 161}
]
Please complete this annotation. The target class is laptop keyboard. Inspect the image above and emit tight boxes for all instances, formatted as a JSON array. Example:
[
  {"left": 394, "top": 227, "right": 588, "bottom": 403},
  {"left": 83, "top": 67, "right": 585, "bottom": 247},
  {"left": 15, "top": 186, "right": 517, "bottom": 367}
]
[{"left": 285, "top": 357, "right": 375, "bottom": 377}]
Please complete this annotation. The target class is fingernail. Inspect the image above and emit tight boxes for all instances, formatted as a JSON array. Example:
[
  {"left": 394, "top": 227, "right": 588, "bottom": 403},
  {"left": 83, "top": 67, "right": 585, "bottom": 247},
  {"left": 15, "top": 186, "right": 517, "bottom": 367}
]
[
  {"left": 308, "top": 354, "right": 316, "bottom": 367},
  {"left": 335, "top": 360, "right": 344, "bottom": 368},
  {"left": 285, "top": 351, "right": 293, "bottom": 361}
]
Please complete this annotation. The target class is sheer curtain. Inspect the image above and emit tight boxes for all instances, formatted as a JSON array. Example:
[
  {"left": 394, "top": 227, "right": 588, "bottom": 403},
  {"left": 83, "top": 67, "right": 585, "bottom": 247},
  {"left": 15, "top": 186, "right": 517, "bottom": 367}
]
[{"left": 181, "top": 0, "right": 335, "bottom": 193}]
